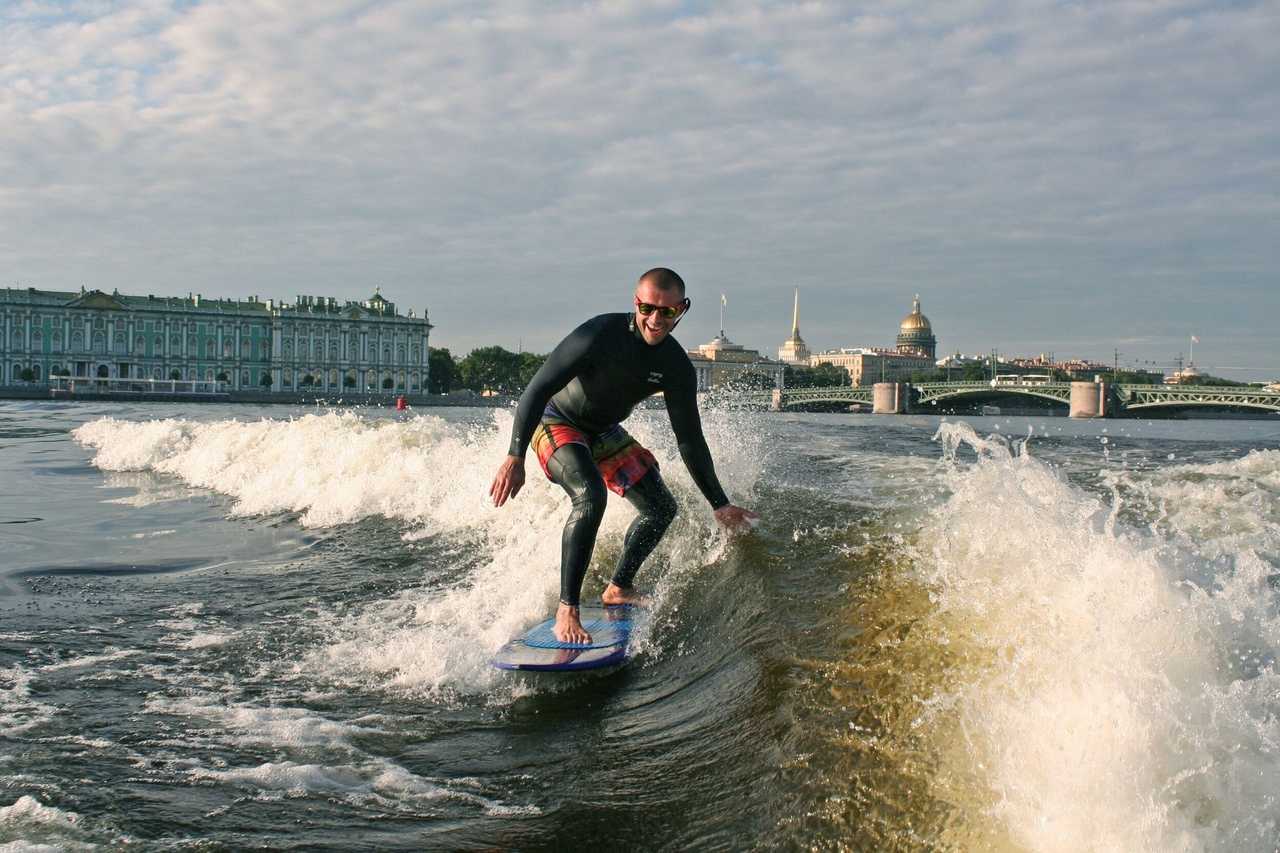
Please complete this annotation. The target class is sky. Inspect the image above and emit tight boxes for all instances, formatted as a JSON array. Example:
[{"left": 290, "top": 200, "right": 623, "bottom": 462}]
[{"left": 2, "top": 0, "right": 1277, "bottom": 379}]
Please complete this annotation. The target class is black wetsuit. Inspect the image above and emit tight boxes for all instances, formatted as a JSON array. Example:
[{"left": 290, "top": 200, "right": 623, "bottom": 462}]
[{"left": 509, "top": 313, "right": 730, "bottom": 605}]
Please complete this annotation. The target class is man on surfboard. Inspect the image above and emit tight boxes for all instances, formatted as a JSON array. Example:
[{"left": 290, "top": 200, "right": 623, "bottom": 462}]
[{"left": 489, "top": 267, "right": 758, "bottom": 644}]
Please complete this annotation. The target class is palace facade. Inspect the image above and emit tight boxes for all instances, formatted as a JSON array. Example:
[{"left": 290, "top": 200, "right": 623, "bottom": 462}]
[{"left": 0, "top": 285, "right": 432, "bottom": 393}]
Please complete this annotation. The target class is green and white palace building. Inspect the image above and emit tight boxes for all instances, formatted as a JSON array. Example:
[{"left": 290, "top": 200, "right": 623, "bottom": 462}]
[{"left": 0, "top": 285, "right": 432, "bottom": 394}]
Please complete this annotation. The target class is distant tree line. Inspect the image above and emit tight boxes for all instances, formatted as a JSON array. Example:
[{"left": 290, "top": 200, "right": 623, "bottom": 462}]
[{"left": 427, "top": 346, "right": 548, "bottom": 395}]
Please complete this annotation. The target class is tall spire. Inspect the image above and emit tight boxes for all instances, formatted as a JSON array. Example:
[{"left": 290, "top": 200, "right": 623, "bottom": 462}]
[{"left": 778, "top": 286, "right": 810, "bottom": 365}]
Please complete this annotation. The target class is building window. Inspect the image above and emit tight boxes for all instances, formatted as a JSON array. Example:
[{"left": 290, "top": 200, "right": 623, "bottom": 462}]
[
  {"left": 72, "top": 331, "right": 84, "bottom": 350},
  {"left": 114, "top": 333, "right": 126, "bottom": 354},
  {"left": 241, "top": 371, "right": 249, "bottom": 386},
  {"left": 52, "top": 331, "right": 63, "bottom": 351},
  {"left": 134, "top": 335, "right": 146, "bottom": 354},
  {"left": 224, "top": 340, "right": 234, "bottom": 357}
]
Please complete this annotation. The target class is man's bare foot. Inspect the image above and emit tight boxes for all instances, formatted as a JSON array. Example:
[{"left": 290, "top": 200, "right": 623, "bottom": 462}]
[
  {"left": 601, "top": 583, "right": 648, "bottom": 607},
  {"left": 554, "top": 603, "right": 592, "bottom": 645}
]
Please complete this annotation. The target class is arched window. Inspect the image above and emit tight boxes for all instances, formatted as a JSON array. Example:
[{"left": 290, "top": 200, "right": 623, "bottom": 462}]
[
  {"left": 32, "top": 364, "right": 42, "bottom": 380},
  {"left": 188, "top": 335, "right": 198, "bottom": 351},
  {"left": 93, "top": 332, "right": 105, "bottom": 354},
  {"left": 154, "top": 336, "right": 163, "bottom": 350},
  {"left": 411, "top": 345, "right": 419, "bottom": 363},
  {"left": 72, "top": 331, "right": 84, "bottom": 350},
  {"left": 134, "top": 335, "right": 145, "bottom": 354},
  {"left": 52, "top": 331, "right": 63, "bottom": 351},
  {"left": 206, "top": 337, "right": 215, "bottom": 354},
  {"left": 32, "top": 330, "right": 43, "bottom": 347},
  {"left": 223, "top": 340, "right": 234, "bottom": 357},
  {"left": 114, "top": 333, "right": 127, "bottom": 354},
  {"left": 241, "top": 371, "right": 249, "bottom": 386},
  {"left": 171, "top": 335, "right": 181, "bottom": 348},
  {"left": 329, "top": 341, "right": 339, "bottom": 360},
  {"left": 153, "top": 367, "right": 163, "bottom": 380},
  {"left": 241, "top": 340, "right": 251, "bottom": 357}
]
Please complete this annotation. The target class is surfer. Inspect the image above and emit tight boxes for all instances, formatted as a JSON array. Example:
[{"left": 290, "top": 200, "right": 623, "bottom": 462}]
[{"left": 489, "top": 267, "right": 758, "bottom": 644}]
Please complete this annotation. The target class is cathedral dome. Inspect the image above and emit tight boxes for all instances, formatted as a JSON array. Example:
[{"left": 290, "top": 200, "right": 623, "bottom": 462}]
[
  {"left": 899, "top": 296, "right": 932, "bottom": 332},
  {"left": 895, "top": 295, "right": 937, "bottom": 359}
]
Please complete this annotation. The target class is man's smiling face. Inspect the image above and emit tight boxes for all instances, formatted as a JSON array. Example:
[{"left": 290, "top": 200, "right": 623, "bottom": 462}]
[{"left": 633, "top": 281, "right": 687, "bottom": 346}]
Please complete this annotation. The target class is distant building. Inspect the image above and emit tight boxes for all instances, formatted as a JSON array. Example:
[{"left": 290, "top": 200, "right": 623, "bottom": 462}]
[
  {"left": 689, "top": 331, "right": 785, "bottom": 391},
  {"left": 810, "top": 347, "right": 933, "bottom": 386},
  {"left": 0, "top": 285, "right": 432, "bottom": 393},
  {"left": 1166, "top": 364, "right": 1203, "bottom": 385},
  {"left": 809, "top": 295, "right": 938, "bottom": 386},
  {"left": 776, "top": 288, "right": 810, "bottom": 365}
]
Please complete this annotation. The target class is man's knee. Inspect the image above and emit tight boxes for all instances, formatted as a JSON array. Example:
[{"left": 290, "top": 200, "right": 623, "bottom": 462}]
[
  {"left": 648, "top": 491, "right": 678, "bottom": 530},
  {"left": 632, "top": 473, "right": 678, "bottom": 530},
  {"left": 567, "top": 474, "right": 607, "bottom": 524}
]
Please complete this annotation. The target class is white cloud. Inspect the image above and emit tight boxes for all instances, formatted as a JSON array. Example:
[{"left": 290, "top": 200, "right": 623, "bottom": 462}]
[{"left": 1, "top": 0, "right": 1277, "bottom": 375}]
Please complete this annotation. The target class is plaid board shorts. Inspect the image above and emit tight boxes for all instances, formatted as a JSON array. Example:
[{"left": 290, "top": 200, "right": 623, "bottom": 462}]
[{"left": 530, "top": 405, "right": 657, "bottom": 496}]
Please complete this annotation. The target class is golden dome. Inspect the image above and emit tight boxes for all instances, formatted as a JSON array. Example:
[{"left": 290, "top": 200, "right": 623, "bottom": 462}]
[{"left": 900, "top": 295, "right": 931, "bottom": 331}]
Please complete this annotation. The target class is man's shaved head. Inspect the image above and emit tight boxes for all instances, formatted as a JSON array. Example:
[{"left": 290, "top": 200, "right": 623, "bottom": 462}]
[{"left": 638, "top": 267, "right": 686, "bottom": 296}]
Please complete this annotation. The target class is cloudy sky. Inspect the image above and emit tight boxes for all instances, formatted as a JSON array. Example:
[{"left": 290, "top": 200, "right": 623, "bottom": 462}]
[{"left": 3, "top": 0, "right": 1277, "bottom": 377}]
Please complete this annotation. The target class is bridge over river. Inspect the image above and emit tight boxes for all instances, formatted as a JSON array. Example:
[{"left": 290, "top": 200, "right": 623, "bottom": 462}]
[{"left": 735, "top": 381, "right": 1280, "bottom": 418}]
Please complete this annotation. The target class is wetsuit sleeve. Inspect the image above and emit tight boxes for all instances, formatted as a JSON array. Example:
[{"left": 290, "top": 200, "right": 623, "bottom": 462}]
[
  {"left": 507, "top": 319, "right": 600, "bottom": 457},
  {"left": 665, "top": 361, "right": 730, "bottom": 510}
]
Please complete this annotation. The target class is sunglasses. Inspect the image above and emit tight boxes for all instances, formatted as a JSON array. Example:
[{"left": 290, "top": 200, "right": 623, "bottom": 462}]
[{"left": 634, "top": 297, "right": 690, "bottom": 320}]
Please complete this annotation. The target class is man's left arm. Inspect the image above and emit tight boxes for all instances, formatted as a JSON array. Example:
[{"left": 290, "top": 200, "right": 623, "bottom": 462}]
[{"left": 665, "top": 365, "right": 759, "bottom": 530}]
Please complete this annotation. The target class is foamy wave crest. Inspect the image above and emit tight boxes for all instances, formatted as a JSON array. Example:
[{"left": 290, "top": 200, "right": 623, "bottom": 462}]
[
  {"left": 918, "top": 422, "right": 1280, "bottom": 852},
  {"left": 73, "top": 412, "right": 500, "bottom": 527}
]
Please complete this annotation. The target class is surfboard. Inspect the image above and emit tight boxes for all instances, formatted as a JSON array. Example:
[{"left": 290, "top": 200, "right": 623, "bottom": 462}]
[{"left": 492, "top": 604, "right": 647, "bottom": 672}]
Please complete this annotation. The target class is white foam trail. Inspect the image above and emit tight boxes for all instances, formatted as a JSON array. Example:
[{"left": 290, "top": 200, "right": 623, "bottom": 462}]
[
  {"left": 920, "top": 422, "right": 1280, "bottom": 852},
  {"left": 187, "top": 760, "right": 538, "bottom": 816},
  {"left": 0, "top": 666, "right": 57, "bottom": 737},
  {"left": 74, "top": 408, "right": 764, "bottom": 699}
]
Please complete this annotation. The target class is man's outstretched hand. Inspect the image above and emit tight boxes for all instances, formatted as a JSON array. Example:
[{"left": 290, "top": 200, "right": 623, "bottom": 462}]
[
  {"left": 490, "top": 455, "right": 526, "bottom": 507},
  {"left": 713, "top": 504, "right": 759, "bottom": 533}
]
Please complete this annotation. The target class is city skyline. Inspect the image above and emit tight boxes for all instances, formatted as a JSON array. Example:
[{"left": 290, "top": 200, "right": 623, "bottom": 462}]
[{"left": 4, "top": 2, "right": 1277, "bottom": 380}]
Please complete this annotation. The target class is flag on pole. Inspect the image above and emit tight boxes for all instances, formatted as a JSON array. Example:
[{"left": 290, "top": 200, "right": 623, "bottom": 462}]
[
  {"left": 721, "top": 293, "right": 727, "bottom": 307},
  {"left": 1191, "top": 335, "right": 1200, "bottom": 343}
]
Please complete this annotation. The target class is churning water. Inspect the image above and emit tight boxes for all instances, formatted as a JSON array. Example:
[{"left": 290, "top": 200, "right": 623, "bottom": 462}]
[{"left": 2, "top": 400, "right": 1278, "bottom": 851}]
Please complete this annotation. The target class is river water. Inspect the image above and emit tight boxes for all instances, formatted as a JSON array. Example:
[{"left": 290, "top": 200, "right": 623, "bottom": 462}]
[{"left": 2, "top": 400, "right": 1279, "bottom": 851}]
